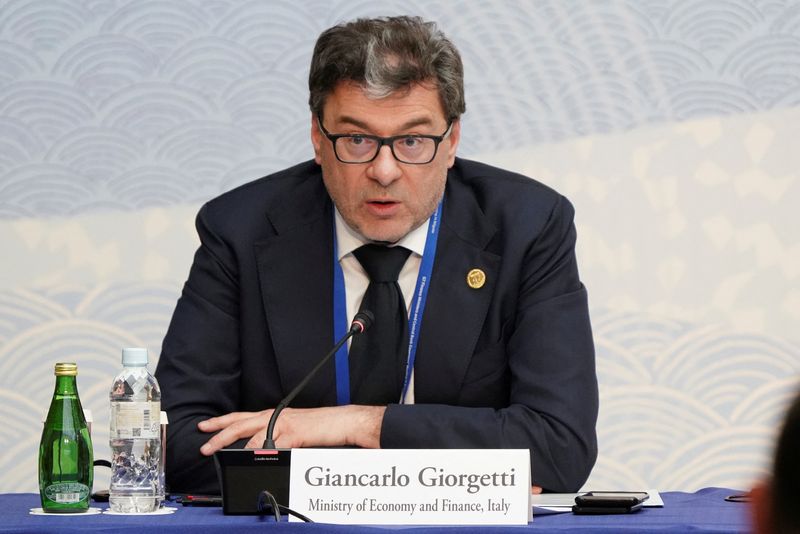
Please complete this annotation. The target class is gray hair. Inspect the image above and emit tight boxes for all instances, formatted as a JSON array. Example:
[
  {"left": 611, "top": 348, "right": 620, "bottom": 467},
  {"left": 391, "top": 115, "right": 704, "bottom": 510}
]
[{"left": 308, "top": 16, "right": 465, "bottom": 122}]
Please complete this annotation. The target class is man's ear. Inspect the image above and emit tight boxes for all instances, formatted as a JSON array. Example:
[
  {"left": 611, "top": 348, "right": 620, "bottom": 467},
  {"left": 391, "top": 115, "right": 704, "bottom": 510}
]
[
  {"left": 750, "top": 481, "right": 773, "bottom": 534},
  {"left": 310, "top": 115, "right": 322, "bottom": 164},
  {"left": 445, "top": 119, "right": 461, "bottom": 168}
]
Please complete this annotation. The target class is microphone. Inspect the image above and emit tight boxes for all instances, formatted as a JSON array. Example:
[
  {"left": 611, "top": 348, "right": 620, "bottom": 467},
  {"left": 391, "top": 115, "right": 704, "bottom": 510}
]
[{"left": 262, "top": 310, "right": 373, "bottom": 448}]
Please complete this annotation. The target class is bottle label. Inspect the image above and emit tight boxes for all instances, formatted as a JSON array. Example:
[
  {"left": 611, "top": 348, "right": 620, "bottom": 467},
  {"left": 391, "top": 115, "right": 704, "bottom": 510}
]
[
  {"left": 110, "top": 401, "right": 160, "bottom": 439},
  {"left": 44, "top": 482, "right": 89, "bottom": 503}
]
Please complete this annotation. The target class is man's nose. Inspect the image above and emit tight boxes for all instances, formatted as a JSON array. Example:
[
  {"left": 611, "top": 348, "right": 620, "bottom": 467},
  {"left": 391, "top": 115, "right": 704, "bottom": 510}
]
[{"left": 367, "top": 145, "right": 402, "bottom": 186}]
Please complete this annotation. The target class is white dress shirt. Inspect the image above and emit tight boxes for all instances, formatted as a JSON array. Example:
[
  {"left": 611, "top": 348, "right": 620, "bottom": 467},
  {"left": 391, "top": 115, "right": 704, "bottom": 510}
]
[{"left": 334, "top": 208, "right": 430, "bottom": 405}]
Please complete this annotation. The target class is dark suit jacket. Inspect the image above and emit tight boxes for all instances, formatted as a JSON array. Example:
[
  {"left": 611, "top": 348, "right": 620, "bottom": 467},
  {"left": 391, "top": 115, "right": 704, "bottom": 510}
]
[{"left": 155, "top": 157, "right": 598, "bottom": 494}]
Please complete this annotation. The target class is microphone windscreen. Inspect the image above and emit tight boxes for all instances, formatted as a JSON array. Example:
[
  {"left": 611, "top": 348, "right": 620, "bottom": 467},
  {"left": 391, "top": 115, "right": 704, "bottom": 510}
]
[{"left": 352, "top": 310, "right": 374, "bottom": 333}]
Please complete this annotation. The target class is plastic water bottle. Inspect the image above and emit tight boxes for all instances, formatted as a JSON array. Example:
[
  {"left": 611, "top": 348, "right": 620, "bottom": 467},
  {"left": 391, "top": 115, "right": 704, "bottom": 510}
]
[
  {"left": 39, "top": 362, "right": 93, "bottom": 512},
  {"left": 109, "top": 348, "right": 162, "bottom": 513}
]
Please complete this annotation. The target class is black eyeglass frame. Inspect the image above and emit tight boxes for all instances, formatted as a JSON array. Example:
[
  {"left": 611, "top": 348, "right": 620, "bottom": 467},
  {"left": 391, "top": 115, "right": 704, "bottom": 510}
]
[{"left": 316, "top": 115, "right": 454, "bottom": 165}]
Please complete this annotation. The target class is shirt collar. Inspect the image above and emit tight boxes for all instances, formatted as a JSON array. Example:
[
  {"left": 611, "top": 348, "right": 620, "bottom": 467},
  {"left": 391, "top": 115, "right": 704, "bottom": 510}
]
[{"left": 334, "top": 207, "right": 429, "bottom": 261}]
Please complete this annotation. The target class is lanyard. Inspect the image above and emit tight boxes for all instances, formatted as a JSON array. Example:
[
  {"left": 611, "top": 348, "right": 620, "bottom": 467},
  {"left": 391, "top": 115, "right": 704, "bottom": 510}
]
[{"left": 333, "top": 200, "right": 443, "bottom": 405}]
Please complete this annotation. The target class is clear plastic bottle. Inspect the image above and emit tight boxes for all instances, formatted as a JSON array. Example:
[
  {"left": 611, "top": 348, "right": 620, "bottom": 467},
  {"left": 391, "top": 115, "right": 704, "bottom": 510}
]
[{"left": 109, "top": 347, "right": 162, "bottom": 513}]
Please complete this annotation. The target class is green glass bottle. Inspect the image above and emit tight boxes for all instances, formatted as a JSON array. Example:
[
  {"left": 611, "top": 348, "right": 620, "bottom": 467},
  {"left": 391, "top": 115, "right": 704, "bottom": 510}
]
[{"left": 38, "top": 362, "right": 94, "bottom": 512}]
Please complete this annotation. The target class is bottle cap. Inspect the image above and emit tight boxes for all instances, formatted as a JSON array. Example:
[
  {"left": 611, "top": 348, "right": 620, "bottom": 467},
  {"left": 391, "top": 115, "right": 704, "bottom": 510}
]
[
  {"left": 54, "top": 362, "right": 78, "bottom": 376},
  {"left": 122, "top": 347, "right": 148, "bottom": 366}
]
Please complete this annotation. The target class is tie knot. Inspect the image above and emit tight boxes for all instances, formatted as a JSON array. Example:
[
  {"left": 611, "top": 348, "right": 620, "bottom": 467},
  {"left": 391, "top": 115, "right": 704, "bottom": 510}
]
[{"left": 353, "top": 244, "right": 411, "bottom": 282}]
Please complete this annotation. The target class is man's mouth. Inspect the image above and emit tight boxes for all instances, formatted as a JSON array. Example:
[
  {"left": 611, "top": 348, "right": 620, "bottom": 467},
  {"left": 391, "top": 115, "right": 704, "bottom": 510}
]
[{"left": 365, "top": 199, "right": 400, "bottom": 215}]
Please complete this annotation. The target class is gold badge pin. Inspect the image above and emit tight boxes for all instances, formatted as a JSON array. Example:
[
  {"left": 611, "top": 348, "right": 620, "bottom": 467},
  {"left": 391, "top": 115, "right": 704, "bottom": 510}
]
[{"left": 467, "top": 268, "right": 486, "bottom": 289}]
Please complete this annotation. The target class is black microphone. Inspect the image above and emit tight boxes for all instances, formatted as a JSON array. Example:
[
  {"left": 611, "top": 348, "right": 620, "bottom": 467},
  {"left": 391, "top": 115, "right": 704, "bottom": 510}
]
[{"left": 262, "top": 310, "right": 374, "bottom": 448}]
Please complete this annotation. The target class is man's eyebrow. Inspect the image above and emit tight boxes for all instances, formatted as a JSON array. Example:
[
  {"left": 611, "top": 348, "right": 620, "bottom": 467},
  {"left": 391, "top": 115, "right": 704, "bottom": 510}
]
[{"left": 336, "top": 115, "right": 435, "bottom": 133}]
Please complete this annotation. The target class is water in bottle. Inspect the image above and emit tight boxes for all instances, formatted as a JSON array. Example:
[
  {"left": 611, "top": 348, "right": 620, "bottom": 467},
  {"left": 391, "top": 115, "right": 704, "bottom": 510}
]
[
  {"left": 109, "top": 347, "right": 162, "bottom": 513},
  {"left": 39, "top": 362, "right": 94, "bottom": 512}
]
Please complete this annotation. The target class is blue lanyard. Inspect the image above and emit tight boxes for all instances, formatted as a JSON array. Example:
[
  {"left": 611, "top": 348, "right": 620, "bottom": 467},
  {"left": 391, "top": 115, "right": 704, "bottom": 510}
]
[{"left": 332, "top": 200, "right": 443, "bottom": 405}]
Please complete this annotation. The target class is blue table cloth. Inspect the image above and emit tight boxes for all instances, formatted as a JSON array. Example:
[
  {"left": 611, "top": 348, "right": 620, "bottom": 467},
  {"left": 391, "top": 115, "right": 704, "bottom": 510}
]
[{"left": 1, "top": 487, "right": 749, "bottom": 533}]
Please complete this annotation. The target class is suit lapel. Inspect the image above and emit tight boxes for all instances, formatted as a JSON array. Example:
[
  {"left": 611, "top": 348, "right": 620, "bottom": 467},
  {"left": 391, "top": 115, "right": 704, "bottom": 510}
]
[
  {"left": 414, "top": 175, "right": 500, "bottom": 403},
  {"left": 254, "top": 173, "right": 337, "bottom": 407}
]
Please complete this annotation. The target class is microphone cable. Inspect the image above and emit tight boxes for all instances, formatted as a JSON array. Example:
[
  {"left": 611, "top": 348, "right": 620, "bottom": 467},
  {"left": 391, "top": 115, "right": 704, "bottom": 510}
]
[{"left": 257, "top": 490, "right": 313, "bottom": 522}]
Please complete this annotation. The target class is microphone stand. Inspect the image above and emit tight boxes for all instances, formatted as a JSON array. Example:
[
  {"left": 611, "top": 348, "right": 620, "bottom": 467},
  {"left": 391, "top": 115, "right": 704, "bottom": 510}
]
[{"left": 262, "top": 311, "right": 373, "bottom": 449}]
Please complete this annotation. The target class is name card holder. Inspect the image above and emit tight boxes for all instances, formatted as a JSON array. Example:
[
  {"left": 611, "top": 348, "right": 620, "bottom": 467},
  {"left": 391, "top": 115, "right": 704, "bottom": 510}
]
[{"left": 289, "top": 449, "right": 531, "bottom": 525}]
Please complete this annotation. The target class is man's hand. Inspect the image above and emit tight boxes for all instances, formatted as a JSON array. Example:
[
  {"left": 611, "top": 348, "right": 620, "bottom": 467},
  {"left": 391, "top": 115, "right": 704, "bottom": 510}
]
[{"left": 197, "top": 405, "right": 386, "bottom": 456}]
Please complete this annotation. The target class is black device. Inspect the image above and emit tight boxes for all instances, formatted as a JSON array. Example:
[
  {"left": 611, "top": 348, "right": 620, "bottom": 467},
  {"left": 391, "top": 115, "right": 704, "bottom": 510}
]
[
  {"left": 572, "top": 491, "right": 649, "bottom": 515},
  {"left": 213, "top": 311, "right": 373, "bottom": 515},
  {"left": 213, "top": 449, "right": 292, "bottom": 514},
  {"left": 181, "top": 495, "right": 223, "bottom": 507}
]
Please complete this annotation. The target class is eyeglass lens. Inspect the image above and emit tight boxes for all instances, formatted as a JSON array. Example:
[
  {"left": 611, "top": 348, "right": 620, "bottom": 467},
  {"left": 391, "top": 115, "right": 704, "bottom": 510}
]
[{"left": 336, "top": 136, "right": 436, "bottom": 164}]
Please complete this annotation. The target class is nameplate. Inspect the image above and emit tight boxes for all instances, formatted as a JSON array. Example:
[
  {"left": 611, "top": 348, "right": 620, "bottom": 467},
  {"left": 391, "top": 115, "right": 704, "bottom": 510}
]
[{"left": 288, "top": 449, "right": 531, "bottom": 524}]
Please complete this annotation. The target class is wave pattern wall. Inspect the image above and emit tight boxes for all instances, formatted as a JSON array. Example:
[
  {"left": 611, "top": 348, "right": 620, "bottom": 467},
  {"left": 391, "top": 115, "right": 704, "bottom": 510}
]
[
  {"left": 588, "top": 311, "right": 798, "bottom": 490},
  {"left": 1, "top": 0, "right": 800, "bottom": 216},
  {"left": 0, "top": 283, "right": 180, "bottom": 492},
  {"left": 1, "top": 0, "right": 799, "bottom": 493}
]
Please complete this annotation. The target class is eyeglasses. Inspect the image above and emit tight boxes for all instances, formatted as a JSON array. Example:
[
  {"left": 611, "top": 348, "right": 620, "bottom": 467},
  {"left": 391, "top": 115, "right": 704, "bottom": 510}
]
[{"left": 317, "top": 116, "right": 453, "bottom": 165}]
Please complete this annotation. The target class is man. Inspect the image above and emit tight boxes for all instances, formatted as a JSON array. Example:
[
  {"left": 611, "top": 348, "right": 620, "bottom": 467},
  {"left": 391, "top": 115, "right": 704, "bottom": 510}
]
[
  {"left": 751, "top": 389, "right": 800, "bottom": 533},
  {"left": 155, "top": 15, "right": 598, "bottom": 496}
]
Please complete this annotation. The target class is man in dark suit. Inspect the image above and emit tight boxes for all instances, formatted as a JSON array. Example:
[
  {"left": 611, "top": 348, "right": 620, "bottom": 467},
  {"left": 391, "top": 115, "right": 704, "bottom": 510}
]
[{"left": 155, "top": 15, "right": 598, "bottom": 496}]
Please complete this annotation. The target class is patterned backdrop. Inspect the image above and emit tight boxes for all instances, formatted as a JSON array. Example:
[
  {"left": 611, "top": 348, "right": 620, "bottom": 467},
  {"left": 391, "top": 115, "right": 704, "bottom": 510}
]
[{"left": 1, "top": 0, "right": 799, "bottom": 493}]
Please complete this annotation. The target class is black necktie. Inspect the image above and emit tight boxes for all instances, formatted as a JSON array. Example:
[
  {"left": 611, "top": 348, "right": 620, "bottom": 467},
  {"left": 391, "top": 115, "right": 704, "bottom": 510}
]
[{"left": 348, "top": 244, "right": 411, "bottom": 404}]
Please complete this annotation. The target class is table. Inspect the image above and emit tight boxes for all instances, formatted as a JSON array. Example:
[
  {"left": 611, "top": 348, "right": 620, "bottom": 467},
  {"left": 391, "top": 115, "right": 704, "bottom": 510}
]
[{"left": 1, "top": 487, "right": 749, "bottom": 533}]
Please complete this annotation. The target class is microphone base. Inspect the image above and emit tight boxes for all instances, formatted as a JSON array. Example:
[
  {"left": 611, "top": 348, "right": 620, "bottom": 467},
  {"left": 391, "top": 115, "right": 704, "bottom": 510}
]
[{"left": 213, "top": 448, "right": 291, "bottom": 515}]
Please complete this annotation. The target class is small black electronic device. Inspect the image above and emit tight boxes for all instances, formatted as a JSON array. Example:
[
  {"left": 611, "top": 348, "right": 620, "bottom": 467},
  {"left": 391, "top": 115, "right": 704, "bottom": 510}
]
[
  {"left": 181, "top": 495, "right": 223, "bottom": 507},
  {"left": 214, "top": 448, "right": 292, "bottom": 514},
  {"left": 572, "top": 491, "right": 649, "bottom": 514}
]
